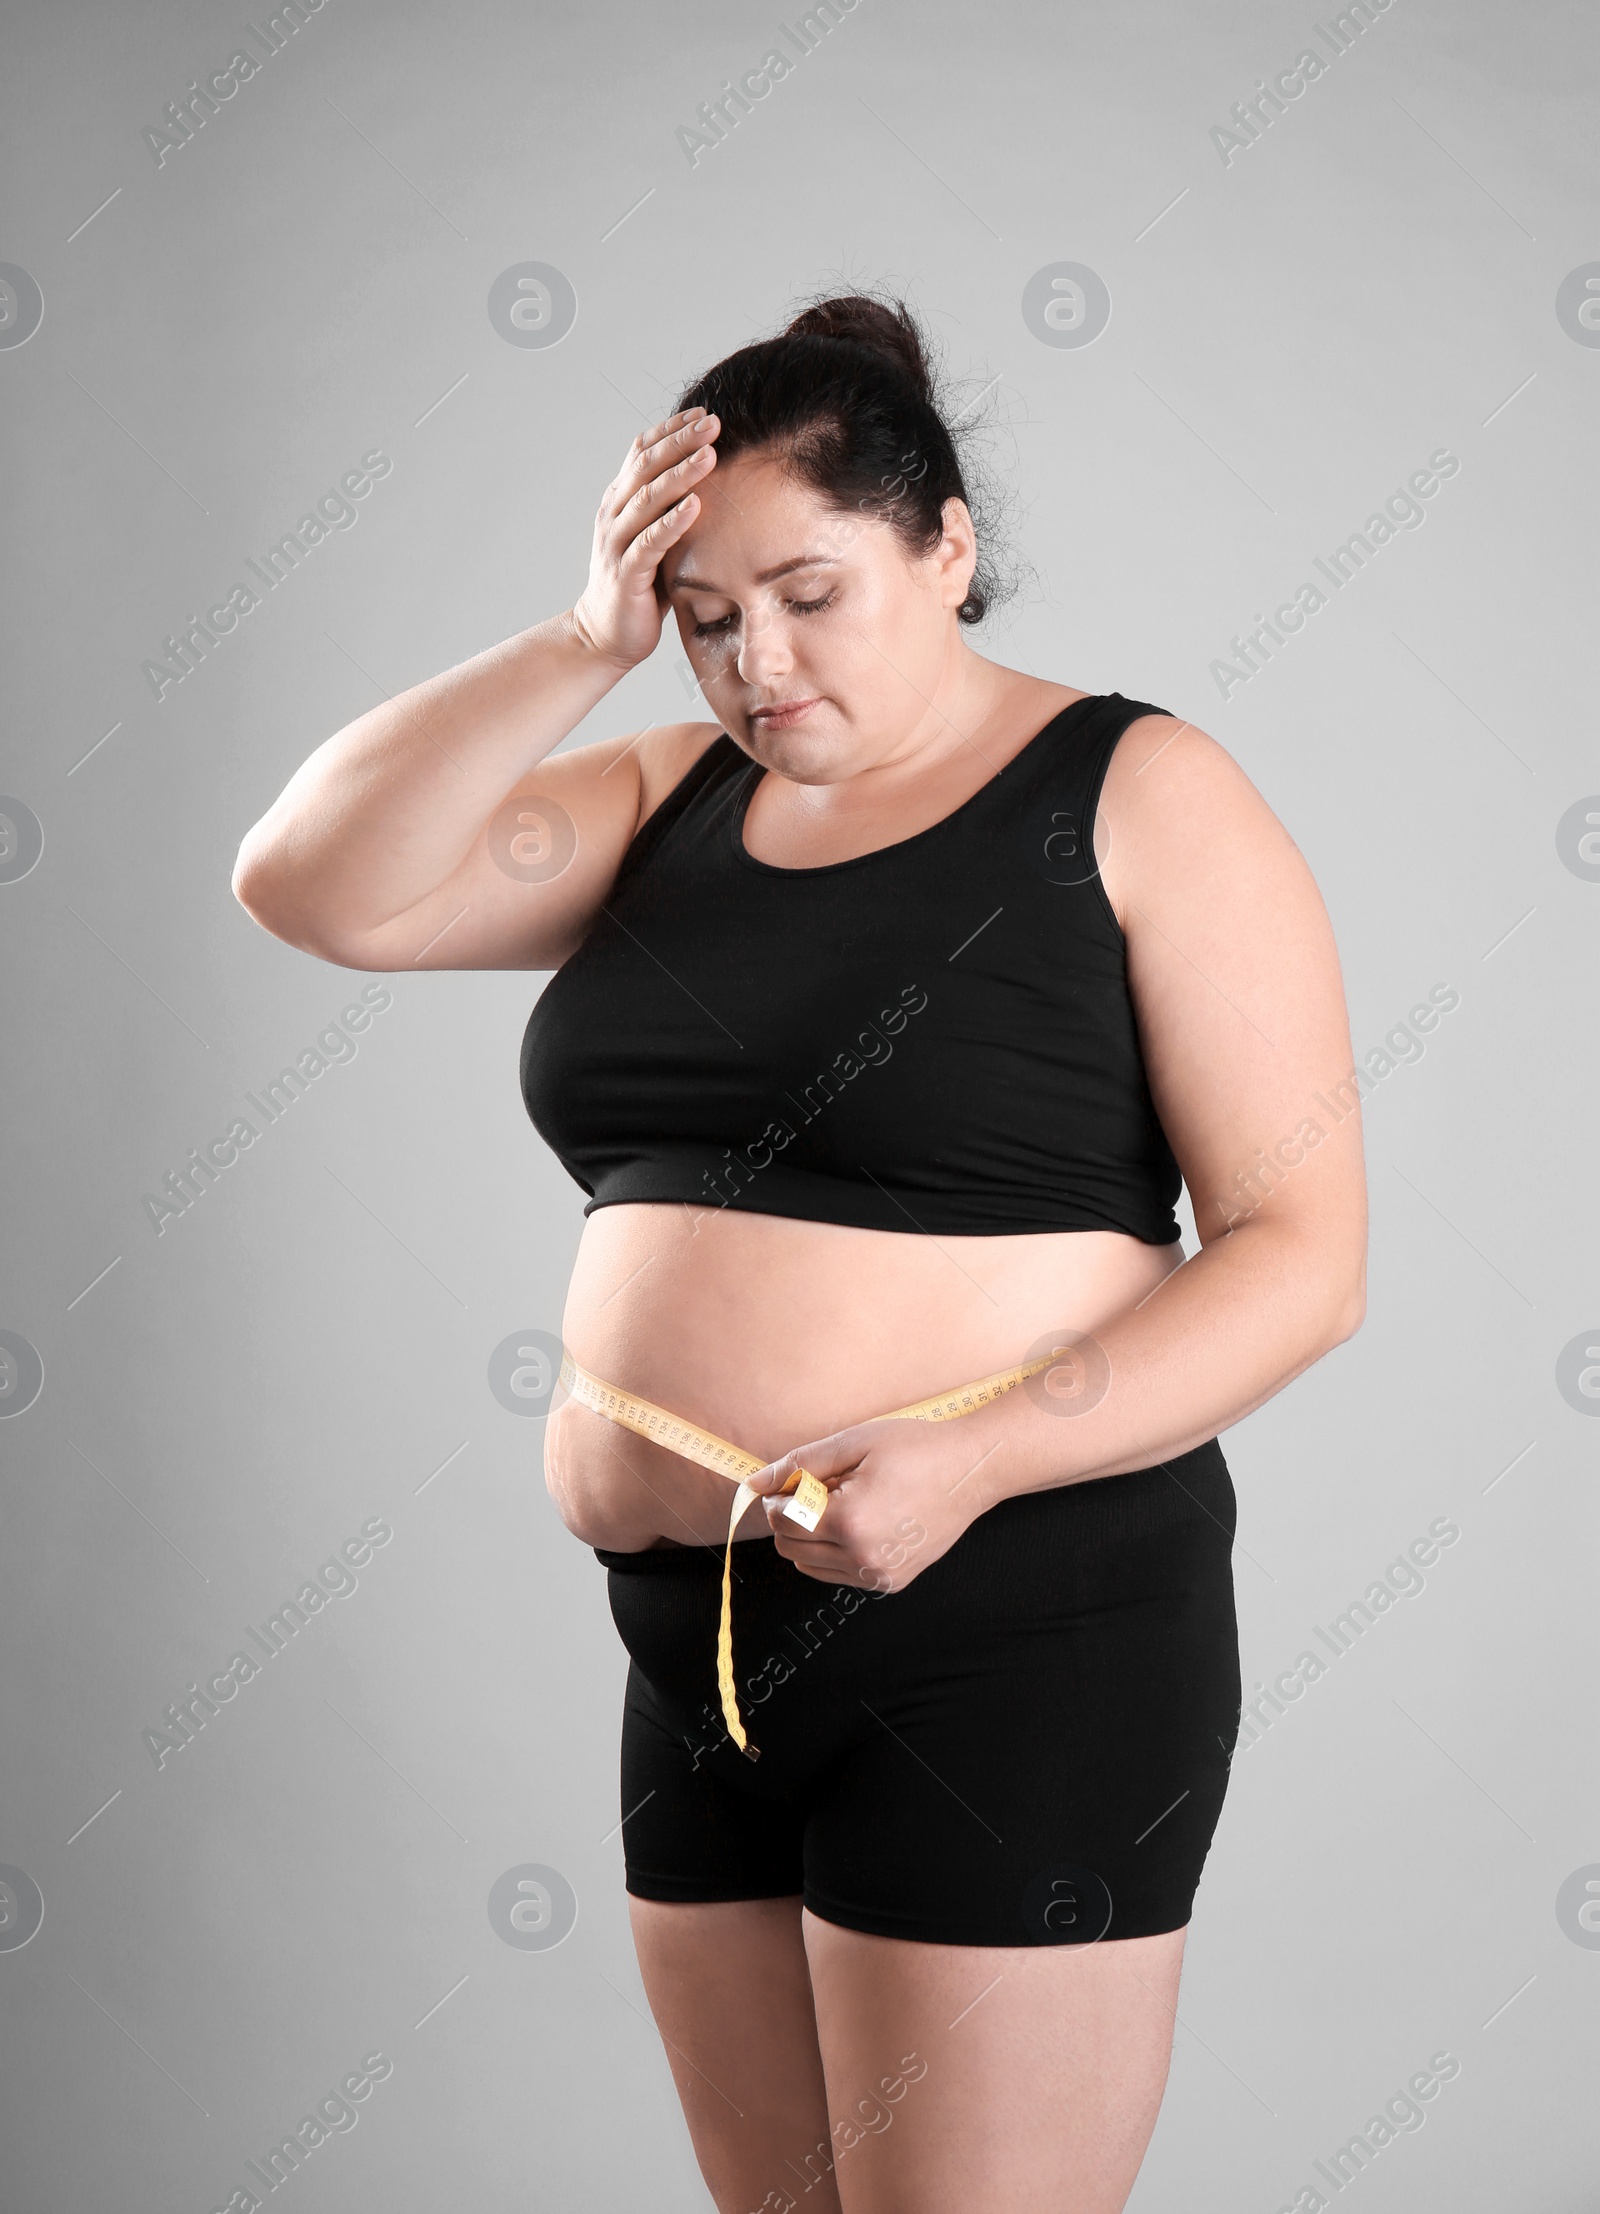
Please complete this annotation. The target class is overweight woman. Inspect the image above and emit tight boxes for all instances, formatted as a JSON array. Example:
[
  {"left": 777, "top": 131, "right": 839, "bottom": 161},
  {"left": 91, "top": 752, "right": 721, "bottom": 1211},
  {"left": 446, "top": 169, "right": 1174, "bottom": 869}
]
[{"left": 234, "top": 295, "right": 1367, "bottom": 2213}]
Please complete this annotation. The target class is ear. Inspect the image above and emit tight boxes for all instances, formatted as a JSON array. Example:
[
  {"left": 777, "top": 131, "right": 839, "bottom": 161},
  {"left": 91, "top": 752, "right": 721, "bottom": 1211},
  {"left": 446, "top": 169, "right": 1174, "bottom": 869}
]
[{"left": 930, "top": 497, "right": 979, "bottom": 611}]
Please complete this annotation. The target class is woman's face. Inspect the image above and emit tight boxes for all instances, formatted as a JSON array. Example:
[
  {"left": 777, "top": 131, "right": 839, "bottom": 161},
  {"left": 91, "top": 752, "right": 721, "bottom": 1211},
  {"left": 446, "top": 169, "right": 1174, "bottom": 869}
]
[{"left": 659, "top": 447, "right": 978, "bottom": 781}]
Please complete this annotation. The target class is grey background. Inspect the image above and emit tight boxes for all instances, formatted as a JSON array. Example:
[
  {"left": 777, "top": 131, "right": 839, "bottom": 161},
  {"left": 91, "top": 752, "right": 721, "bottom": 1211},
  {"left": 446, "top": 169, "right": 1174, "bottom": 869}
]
[{"left": 2, "top": 0, "right": 1595, "bottom": 2207}]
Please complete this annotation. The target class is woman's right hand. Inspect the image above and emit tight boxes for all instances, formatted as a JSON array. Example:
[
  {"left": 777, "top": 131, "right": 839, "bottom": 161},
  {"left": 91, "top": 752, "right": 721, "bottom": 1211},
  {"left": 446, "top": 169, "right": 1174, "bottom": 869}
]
[
  {"left": 570, "top": 406, "right": 720, "bottom": 669},
  {"left": 233, "top": 408, "right": 724, "bottom": 973}
]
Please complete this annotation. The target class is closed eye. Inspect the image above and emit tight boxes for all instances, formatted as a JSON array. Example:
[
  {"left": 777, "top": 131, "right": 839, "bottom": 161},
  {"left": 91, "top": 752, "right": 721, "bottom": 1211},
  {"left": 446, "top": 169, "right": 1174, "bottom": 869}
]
[{"left": 693, "top": 590, "right": 836, "bottom": 639}]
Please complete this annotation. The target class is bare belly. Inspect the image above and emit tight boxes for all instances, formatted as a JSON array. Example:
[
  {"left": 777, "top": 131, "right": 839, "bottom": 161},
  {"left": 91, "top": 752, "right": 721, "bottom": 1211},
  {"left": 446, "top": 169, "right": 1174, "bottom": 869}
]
[{"left": 543, "top": 1203, "right": 1183, "bottom": 1552}]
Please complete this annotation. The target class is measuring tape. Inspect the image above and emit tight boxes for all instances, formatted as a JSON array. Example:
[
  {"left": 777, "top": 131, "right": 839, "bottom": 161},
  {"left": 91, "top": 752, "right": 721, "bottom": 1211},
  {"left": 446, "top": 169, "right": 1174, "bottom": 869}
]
[{"left": 559, "top": 1349, "right": 1056, "bottom": 1754}]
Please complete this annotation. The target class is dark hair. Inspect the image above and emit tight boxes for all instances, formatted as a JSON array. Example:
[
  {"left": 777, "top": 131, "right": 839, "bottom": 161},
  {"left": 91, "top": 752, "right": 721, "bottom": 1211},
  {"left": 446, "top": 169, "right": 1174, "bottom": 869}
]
[{"left": 676, "top": 292, "right": 1002, "bottom": 625}]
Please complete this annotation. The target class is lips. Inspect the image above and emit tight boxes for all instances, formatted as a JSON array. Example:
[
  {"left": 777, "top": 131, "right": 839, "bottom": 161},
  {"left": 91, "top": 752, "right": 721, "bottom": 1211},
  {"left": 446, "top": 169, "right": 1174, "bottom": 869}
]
[{"left": 749, "top": 697, "right": 821, "bottom": 729}]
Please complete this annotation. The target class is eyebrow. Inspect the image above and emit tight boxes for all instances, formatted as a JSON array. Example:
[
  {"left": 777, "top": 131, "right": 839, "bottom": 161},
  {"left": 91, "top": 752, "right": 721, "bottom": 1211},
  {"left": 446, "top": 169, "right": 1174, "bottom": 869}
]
[{"left": 669, "top": 553, "right": 840, "bottom": 593}]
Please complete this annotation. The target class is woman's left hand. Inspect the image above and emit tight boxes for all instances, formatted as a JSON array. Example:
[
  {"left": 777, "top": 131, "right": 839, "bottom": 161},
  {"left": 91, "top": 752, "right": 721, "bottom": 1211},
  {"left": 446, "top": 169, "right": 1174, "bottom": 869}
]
[{"left": 744, "top": 1418, "right": 995, "bottom": 1593}]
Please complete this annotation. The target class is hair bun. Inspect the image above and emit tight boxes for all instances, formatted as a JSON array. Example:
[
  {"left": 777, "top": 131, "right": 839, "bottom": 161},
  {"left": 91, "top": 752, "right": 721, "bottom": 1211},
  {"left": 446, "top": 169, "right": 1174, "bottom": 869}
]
[
  {"left": 782, "top": 294, "right": 933, "bottom": 401},
  {"left": 676, "top": 286, "right": 1010, "bottom": 628}
]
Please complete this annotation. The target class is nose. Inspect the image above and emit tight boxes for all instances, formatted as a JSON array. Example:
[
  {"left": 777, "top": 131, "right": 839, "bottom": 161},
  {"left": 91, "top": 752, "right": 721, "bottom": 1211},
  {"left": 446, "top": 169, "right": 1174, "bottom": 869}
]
[{"left": 736, "top": 593, "right": 794, "bottom": 689}]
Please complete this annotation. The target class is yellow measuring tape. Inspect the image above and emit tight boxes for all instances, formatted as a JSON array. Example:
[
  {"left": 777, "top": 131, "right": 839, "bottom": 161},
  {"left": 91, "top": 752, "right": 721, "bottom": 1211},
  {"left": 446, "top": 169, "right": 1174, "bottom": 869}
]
[{"left": 559, "top": 1349, "right": 1054, "bottom": 1755}]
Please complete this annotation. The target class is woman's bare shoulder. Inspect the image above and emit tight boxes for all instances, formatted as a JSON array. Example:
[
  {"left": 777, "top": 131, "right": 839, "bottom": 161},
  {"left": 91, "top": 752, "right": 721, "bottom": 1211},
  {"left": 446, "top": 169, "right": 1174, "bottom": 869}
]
[
  {"left": 635, "top": 719, "right": 731, "bottom": 828},
  {"left": 531, "top": 718, "right": 728, "bottom": 834},
  {"left": 1097, "top": 711, "right": 1311, "bottom": 930},
  {"left": 1102, "top": 712, "right": 1288, "bottom": 846}
]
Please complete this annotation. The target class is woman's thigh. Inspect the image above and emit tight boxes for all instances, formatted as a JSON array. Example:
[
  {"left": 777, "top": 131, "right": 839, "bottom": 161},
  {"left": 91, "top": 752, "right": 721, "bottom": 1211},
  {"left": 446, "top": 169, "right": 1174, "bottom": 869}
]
[
  {"left": 628, "top": 1894, "right": 842, "bottom": 2214},
  {"left": 803, "top": 1913, "right": 1188, "bottom": 2214}
]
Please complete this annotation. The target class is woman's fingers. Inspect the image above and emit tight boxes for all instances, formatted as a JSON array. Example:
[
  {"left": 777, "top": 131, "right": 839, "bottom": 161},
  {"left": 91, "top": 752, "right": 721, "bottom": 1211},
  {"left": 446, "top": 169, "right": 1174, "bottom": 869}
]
[
  {"left": 605, "top": 411, "right": 719, "bottom": 528},
  {"left": 768, "top": 1524, "right": 891, "bottom": 1592},
  {"left": 573, "top": 410, "right": 719, "bottom": 666},
  {"left": 616, "top": 441, "right": 716, "bottom": 548},
  {"left": 615, "top": 490, "right": 701, "bottom": 578},
  {"left": 608, "top": 412, "right": 699, "bottom": 508},
  {"left": 620, "top": 430, "right": 718, "bottom": 543},
  {"left": 616, "top": 408, "right": 698, "bottom": 481},
  {"left": 638, "top": 408, "right": 718, "bottom": 476},
  {"left": 632, "top": 404, "right": 705, "bottom": 457},
  {"left": 749, "top": 1430, "right": 871, "bottom": 1496}
]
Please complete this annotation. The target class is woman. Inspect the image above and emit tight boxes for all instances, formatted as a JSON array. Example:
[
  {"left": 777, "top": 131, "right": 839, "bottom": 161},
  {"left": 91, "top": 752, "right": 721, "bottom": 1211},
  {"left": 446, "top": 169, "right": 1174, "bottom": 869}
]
[{"left": 234, "top": 295, "right": 1366, "bottom": 2213}]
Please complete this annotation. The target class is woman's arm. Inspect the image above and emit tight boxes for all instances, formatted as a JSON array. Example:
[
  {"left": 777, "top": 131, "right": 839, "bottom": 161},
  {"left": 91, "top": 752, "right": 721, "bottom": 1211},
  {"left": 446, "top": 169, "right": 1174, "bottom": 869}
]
[
  {"left": 968, "top": 710, "right": 1367, "bottom": 1494},
  {"left": 231, "top": 406, "right": 721, "bottom": 971},
  {"left": 752, "top": 713, "right": 1368, "bottom": 1582}
]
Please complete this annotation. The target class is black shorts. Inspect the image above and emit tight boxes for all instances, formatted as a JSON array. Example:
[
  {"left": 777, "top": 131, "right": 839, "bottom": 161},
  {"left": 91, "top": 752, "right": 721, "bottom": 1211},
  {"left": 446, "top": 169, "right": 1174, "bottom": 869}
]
[{"left": 595, "top": 1441, "right": 1242, "bottom": 1948}]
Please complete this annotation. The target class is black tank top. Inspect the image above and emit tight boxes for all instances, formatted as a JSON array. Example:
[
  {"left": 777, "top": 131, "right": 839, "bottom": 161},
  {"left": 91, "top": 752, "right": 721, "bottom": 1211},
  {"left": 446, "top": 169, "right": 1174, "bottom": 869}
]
[{"left": 520, "top": 692, "right": 1183, "bottom": 1241}]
